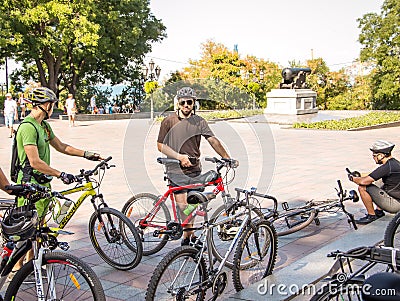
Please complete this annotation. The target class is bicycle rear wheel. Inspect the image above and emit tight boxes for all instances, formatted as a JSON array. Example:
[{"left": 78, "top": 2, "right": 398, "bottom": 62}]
[
  {"left": 232, "top": 219, "right": 278, "bottom": 291},
  {"left": 208, "top": 201, "right": 264, "bottom": 269},
  {"left": 273, "top": 208, "right": 317, "bottom": 236},
  {"left": 384, "top": 210, "right": 400, "bottom": 249},
  {"left": 122, "top": 193, "right": 171, "bottom": 256},
  {"left": 5, "top": 251, "right": 105, "bottom": 301},
  {"left": 89, "top": 207, "right": 142, "bottom": 270},
  {"left": 145, "top": 246, "right": 208, "bottom": 301}
]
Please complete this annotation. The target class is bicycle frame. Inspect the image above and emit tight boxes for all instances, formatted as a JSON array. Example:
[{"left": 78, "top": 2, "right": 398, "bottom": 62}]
[
  {"left": 56, "top": 181, "right": 98, "bottom": 229},
  {"left": 139, "top": 176, "right": 226, "bottom": 231},
  {"left": 164, "top": 187, "right": 276, "bottom": 297}
]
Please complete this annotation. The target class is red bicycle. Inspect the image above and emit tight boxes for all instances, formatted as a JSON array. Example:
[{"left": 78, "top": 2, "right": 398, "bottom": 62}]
[{"left": 122, "top": 157, "right": 262, "bottom": 256}]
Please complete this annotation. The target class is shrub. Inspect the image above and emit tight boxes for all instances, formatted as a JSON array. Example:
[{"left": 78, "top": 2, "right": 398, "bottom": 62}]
[{"left": 293, "top": 111, "right": 400, "bottom": 130}]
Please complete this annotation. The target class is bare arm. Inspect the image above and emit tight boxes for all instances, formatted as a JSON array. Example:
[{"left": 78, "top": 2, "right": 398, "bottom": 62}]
[
  {"left": 0, "top": 168, "right": 11, "bottom": 194},
  {"left": 207, "top": 136, "right": 230, "bottom": 158},
  {"left": 24, "top": 145, "right": 62, "bottom": 177},
  {"left": 157, "top": 142, "right": 191, "bottom": 167},
  {"left": 50, "top": 136, "right": 85, "bottom": 157},
  {"left": 352, "top": 175, "right": 375, "bottom": 186}
]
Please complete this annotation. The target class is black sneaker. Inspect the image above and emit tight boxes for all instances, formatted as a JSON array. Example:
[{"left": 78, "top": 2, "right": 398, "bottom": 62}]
[
  {"left": 181, "top": 237, "right": 191, "bottom": 246},
  {"left": 375, "top": 209, "right": 385, "bottom": 218},
  {"left": 356, "top": 214, "right": 378, "bottom": 225},
  {"left": 181, "top": 236, "right": 205, "bottom": 250}
]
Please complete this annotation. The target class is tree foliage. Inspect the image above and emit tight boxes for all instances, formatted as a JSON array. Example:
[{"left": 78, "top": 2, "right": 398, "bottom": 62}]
[
  {"left": 175, "top": 40, "right": 281, "bottom": 109},
  {"left": 0, "top": 0, "right": 166, "bottom": 101},
  {"left": 358, "top": 0, "right": 400, "bottom": 109}
]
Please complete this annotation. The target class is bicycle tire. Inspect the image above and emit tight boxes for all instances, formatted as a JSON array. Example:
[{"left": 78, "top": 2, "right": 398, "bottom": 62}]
[
  {"left": 384, "top": 210, "right": 400, "bottom": 249},
  {"left": 208, "top": 201, "right": 264, "bottom": 269},
  {"left": 145, "top": 246, "right": 208, "bottom": 301},
  {"left": 5, "top": 251, "right": 106, "bottom": 301},
  {"left": 273, "top": 208, "right": 317, "bottom": 236},
  {"left": 232, "top": 219, "right": 278, "bottom": 291},
  {"left": 310, "top": 280, "right": 364, "bottom": 301},
  {"left": 89, "top": 207, "right": 143, "bottom": 270},
  {"left": 122, "top": 193, "right": 171, "bottom": 255}
]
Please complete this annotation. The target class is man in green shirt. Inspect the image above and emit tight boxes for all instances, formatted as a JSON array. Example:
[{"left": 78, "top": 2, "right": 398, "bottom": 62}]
[
  {"left": 16, "top": 87, "right": 102, "bottom": 217},
  {"left": 13, "top": 87, "right": 102, "bottom": 272}
]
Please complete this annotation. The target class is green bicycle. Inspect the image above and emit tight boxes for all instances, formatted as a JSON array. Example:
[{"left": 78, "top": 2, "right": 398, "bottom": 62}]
[{"left": 46, "top": 156, "right": 142, "bottom": 270}]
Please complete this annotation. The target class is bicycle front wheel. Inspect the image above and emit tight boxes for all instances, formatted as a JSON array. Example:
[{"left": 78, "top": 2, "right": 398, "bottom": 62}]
[
  {"left": 273, "top": 208, "right": 317, "bottom": 236},
  {"left": 122, "top": 193, "right": 171, "bottom": 255},
  {"left": 5, "top": 251, "right": 105, "bottom": 301},
  {"left": 145, "top": 246, "right": 208, "bottom": 301},
  {"left": 208, "top": 201, "right": 264, "bottom": 269},
  {"left": 384, "top": 210, "right": 400, "bottom": 249},
  {"left": 89, "top": 207, "right": 143, "bottom": 270},
  {"left": 310, "top": 280, "right": 364, "bottom": 301},
  {"left": 232, "top": 219, "right": 278, "bottom": 291}
]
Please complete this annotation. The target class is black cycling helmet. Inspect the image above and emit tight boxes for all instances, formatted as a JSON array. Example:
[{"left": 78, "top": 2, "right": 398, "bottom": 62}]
[
  {"left": 1, "top": 208, "right": 38, "bottom": 241},
  {"left": 187, "top": 191, "right": 208, "bottom": 204},
  {"left": 27, "top": 87, "right": 58, "bottom": 105},
  {"left": 370, "top": 140, "right": 395, "bottom": 155},
  {"left": 176, "top": 87, "right": 197, "bottom": 100}
]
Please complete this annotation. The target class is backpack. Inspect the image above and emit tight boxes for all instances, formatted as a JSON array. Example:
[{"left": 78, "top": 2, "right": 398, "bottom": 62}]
[{"left": 10, "top": 121, "right": 39, "bottom": 182}]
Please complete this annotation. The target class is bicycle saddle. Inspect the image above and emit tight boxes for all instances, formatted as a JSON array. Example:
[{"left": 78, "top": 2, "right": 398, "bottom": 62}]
[{"left": 192, "top": 170, "right": 219, "bottom": 184}]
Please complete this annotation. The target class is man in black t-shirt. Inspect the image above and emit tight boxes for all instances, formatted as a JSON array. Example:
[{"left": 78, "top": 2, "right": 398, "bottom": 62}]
[
  {"left": 157, "top": 87, "right": 237, "bottom": 246},
  {"left": 349, "top": 140, "right": 400, "bottom": 224}
]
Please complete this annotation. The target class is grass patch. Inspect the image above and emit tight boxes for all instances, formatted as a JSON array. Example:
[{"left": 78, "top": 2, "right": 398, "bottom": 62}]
[
  {"left": 293, "top": 111, "right": 400, "bottom": 130},
  {"left": 155, "top": 109, "right": 263, "bottom": 122}
]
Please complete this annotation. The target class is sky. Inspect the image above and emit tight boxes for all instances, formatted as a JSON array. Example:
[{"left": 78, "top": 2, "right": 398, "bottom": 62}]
[
  {"left": 0, "top": 1, "right": 385, "bottom": 87},
  {"left": 147, "top": 0, "right": 384, "bottom": 81}
]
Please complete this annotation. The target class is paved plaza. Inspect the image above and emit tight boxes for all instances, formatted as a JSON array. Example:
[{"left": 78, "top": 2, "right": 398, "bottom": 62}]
[{"left": 0, "top": 115, "right": 397, "bottom": 300}]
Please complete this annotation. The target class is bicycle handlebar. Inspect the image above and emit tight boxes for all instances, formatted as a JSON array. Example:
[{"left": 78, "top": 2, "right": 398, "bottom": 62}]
[
  {"left": 327, "top": 246, "right": 400, "bottom": 268},
  {"left": 75, "top": 156, "right": 113, "bottom": 180},
  {"left": 157, "top": 156, "right": 238, "bottom": 172},
  {"left": 234, "top": 187, "right": 278, "bottom": 212}
]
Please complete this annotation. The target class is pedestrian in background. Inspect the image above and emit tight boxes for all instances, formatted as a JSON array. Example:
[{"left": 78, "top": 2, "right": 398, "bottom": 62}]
[
  {"left": 18, "top": 92, "right": 27, "bottom": 119},
  {"left": 66, "top": 93, "right": 76, "bottom": 127},
  {"left": 90, "top": 95, "right": 96, "bottom": 114},
  {"left": 3, "top": 93, "right": 18, "bottom": 138}
]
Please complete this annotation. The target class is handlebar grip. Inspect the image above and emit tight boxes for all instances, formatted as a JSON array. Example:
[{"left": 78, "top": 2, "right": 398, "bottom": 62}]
[
  {"left": 104, "top": 156, "right": 112, "bottom": 162},
  {"left": 349, "top": 213, "right": 358, "bottom": 230},
  {"left": 205, "top": 157, "right": 218, "bottom": 163},
  {"left": 5, "top": 185, "right": 25, "bottom": 193},
  {"left": 345, "top": 168, "right": 351, "bottom": 174},
  {"left": 337, "top": 180, "right": 343, "bottom": 193}
]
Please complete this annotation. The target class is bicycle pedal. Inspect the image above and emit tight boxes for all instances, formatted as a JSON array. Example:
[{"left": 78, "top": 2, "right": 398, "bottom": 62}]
[{"left": 282, "top": 202, "right": 289, "bottom": 211}]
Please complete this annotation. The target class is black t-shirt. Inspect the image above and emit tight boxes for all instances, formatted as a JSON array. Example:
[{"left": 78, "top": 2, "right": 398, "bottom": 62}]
[
  {"left": 369, "top": 158, "right": 400, "bottom": 199},
  {"left": 157, "top": 113, "right": 214, "bottom": 174}
]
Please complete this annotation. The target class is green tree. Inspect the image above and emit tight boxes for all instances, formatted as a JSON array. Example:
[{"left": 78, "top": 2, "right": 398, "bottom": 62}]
[
  {"left": 178, "top": 40, "right": 280, "bottom": 109},
  {"left": 0, "top": 0, "right": 166, "bottom": 99},
  {"left": 358, "top": 0, "right": 400, "bottom": 109}
]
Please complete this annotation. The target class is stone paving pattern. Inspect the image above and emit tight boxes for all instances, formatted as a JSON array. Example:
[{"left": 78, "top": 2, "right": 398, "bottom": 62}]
[{"left": 0, "top": 114, "right": 397, "bottom": 300}]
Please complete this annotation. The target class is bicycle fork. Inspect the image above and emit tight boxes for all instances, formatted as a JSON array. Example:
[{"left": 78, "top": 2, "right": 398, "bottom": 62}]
[{"left": 33, "top": 243, "right": 56, "bottom": 301}]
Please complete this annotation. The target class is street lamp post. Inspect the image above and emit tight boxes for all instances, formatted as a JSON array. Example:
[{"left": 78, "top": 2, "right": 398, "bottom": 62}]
[{"left": 142, "top": 59, "right": 161, "bottom": 120}]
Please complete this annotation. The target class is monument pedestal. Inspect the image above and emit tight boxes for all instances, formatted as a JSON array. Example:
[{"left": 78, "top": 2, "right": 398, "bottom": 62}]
[{"left": 264, "top": 89, "right": 318, "bottom": 115}]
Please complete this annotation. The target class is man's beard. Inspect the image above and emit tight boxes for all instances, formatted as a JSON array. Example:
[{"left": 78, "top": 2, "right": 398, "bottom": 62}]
[{"left": 180, "top": 109, "right": 193, "bottom": 117}]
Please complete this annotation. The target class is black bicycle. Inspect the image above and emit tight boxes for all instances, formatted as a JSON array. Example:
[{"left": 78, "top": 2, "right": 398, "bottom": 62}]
[
  {"left": 270, "top": 177, "right": 359, "bottom": 236},
  {"left": 311, "top": 245, "right": 399, "bottom": 301}
]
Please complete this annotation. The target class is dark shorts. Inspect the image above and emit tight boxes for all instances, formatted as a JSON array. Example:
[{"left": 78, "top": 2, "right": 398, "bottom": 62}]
[
  {"left": 367, "top": 184, "right": 400, "bottom": 213},
  {"left": 168, "top": 171, "right": 204, "bottom": 195}
]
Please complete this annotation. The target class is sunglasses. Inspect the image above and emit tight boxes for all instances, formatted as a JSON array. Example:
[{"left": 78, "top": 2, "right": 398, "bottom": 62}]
[{"left": 179, "top": 99, "right": 193, "bottom": 106}]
